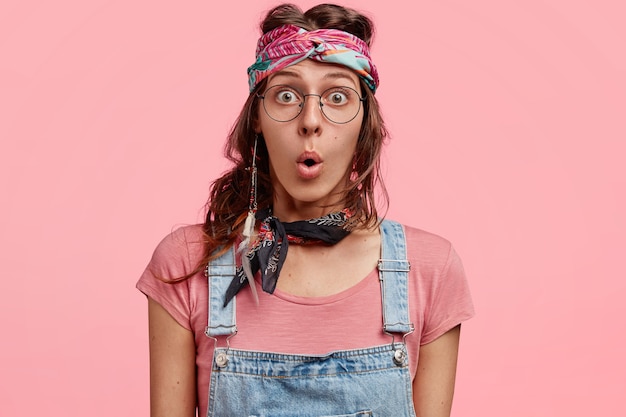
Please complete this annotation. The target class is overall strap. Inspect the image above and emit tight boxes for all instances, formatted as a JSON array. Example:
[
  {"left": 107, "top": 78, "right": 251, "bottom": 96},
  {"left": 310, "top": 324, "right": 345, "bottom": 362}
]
[
  {"left": 378, "top": 220, "right": 414, "bottom": 335},
  {"left": 205, "top": 246, "right": 238, "bottom": 338}
]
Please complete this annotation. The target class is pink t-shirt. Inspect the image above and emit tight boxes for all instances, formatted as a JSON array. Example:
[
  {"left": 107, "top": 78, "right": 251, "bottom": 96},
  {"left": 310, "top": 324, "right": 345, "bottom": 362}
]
[{"left": 137, "top": 223, "right": 474, "bottom": 416}]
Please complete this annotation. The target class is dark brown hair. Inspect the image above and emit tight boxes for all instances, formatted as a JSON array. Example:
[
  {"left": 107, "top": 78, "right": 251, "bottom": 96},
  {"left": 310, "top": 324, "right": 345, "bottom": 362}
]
[{"left": 191, "top": 3, "right": 389, "bottom": 273}]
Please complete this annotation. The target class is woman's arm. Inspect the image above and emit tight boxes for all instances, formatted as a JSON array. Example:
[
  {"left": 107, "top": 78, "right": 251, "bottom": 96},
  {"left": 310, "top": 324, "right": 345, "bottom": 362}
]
[
  {"left": 412, "top": 325, "right": 462, "bottom": 417},
  {"left": 148, "top": 297, "right": 197, "bottom": 417}
]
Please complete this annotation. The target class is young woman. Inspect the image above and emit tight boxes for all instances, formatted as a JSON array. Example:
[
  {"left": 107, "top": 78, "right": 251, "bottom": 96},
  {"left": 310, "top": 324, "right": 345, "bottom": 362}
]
[{"left": 137, "top": 4, "right": 474, "bottom": 416}]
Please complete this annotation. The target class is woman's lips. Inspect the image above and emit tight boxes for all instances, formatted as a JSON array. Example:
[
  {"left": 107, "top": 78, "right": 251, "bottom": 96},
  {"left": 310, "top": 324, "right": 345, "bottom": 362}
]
[{"left": 296, "top": 152, "right": 322, "bottom": 179}]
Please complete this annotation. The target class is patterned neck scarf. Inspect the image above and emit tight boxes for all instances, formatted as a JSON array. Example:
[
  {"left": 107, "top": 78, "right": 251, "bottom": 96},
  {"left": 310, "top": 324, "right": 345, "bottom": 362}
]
[
  {"left": 247, "top": 24, "right": 379, "bottom": 93},
  {"left": 223, "top": 208, "right": 353, "bottom": 306}
]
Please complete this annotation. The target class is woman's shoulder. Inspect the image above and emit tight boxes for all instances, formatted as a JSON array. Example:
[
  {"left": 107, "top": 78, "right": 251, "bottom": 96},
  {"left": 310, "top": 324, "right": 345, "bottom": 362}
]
[
  {"left": 137, "top": 224, "right": 208, "bottom": 330},
  {"left": 153, "top": 223, "right": 205, "bottom": 254},
  {"left": 382, "top": 219, "right": 452, "bottom": 250},
  {"left": 164, "top": 223, "right": 206, "bottom": 244},
  {"left": 381, "top": 219, "right": 457, "bottom": 268},
  {"left": 147, "top": 224, "right": 207, "bottom": 279}
]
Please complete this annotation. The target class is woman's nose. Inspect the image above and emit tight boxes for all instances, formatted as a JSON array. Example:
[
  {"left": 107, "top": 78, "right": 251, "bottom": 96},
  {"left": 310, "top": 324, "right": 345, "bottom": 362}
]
[{"left": 298, "top": 94, "right": 323, "bottom": 135}]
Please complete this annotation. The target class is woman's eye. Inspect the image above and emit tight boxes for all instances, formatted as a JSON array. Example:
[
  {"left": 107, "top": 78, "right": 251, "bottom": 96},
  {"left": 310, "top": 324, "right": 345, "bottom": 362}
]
[
  {"left": 276, "top": 91, "right": 298, "bottom": 103},
  {"left": 325, "top": 90, "right": 349, "bottom": 105}
]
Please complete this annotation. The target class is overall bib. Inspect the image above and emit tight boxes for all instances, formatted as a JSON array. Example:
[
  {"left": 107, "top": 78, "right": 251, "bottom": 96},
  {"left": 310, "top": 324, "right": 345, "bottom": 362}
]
[{"left": 205, "top": 220, "right": 416, "bottom": 417}]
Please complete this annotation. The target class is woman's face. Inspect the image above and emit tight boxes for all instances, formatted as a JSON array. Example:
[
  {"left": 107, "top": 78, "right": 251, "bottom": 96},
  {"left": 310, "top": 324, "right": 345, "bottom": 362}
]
[{"left": 257, "top": 59, "right": 364, "bottom": 220}]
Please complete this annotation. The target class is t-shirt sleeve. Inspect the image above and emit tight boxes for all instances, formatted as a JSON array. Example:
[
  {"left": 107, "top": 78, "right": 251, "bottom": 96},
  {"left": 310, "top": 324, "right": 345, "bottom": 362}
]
[
  {"left": 420, "top": 245, "right": 475, "bottom": 345},
  {"left": 136, "top": 226, "right": 203, "bottom": 331}
]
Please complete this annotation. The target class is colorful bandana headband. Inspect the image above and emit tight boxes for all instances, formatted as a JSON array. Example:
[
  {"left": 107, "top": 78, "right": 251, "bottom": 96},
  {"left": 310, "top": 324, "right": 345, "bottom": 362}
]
[{"left": 247, "top": 24, "right": 379, "bottom": 93}]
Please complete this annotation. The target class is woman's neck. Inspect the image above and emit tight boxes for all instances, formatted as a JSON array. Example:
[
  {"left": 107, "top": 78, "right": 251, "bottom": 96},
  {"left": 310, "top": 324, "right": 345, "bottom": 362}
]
[{"left": 270, "top": 199, "right": 346, "bottom": 222}]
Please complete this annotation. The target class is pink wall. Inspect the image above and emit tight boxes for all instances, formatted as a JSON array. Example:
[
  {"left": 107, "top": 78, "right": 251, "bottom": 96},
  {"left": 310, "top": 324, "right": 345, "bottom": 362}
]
[{"left": 1, "top": 1, "right": 624, "bottom": 415}]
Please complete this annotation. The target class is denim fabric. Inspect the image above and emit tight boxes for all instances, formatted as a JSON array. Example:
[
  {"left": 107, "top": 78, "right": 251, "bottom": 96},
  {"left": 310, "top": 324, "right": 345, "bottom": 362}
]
[{"left": 206, "top": 219, "right": 416, "bottom": 417}]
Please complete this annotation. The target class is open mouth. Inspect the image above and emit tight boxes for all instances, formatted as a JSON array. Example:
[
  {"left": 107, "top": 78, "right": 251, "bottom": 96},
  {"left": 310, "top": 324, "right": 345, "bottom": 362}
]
[{"left": 296, "top": 152, "right": 322, "bottom": 178}]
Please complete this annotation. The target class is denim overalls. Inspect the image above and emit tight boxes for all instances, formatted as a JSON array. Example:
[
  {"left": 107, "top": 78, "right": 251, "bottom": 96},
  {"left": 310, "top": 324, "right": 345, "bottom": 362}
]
[{"left": 204, "top": 220, "right": 416, "bottom": 417}]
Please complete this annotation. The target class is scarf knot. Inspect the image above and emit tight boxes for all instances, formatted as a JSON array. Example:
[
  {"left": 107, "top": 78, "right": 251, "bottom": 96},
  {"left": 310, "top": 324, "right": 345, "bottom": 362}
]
[{"left": 223, "top": 208, "right": 353, "bottom": 306}]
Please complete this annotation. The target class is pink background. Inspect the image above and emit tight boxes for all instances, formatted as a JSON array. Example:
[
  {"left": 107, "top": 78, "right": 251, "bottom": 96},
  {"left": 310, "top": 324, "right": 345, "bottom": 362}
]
[{"left": 1, "top": 1, "right": 624, "bottom": 416}]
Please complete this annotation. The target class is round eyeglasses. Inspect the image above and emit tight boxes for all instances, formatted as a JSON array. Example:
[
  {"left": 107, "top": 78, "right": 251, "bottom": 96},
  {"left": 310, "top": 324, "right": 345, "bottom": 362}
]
[{"left": 257, "top": 84, "right": 366, "bottom": 124}]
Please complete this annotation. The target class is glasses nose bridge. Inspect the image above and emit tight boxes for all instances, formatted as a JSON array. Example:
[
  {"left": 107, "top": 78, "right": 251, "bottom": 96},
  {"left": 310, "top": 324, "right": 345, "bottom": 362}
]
[
  {"left": 296, "top": 93, "right": 325, "bottom": 123},
  {"left": 301, "top": 92, "right": 324, "bottom": 110}
]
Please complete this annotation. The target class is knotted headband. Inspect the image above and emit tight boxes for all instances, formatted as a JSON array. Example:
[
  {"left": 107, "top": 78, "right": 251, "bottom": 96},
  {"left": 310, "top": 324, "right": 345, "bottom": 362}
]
[{"left": 247, "top": 24, "right": 379, "bottom": 93}]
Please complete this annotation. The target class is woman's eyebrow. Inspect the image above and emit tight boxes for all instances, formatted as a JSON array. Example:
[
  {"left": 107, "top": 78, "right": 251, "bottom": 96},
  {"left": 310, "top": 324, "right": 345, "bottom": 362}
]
[
  {"left": 323, "top": 71, "right": 357, "bottom": 85},
  {"left": 270, "top": 70, "right": 301, "bottom": 80}
]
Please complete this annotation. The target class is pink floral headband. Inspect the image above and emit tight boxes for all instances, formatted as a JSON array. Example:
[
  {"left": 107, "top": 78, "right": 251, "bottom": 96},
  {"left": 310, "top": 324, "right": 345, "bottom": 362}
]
[{"left": 247, "top": 24, "right": 379, "bottom": 93}]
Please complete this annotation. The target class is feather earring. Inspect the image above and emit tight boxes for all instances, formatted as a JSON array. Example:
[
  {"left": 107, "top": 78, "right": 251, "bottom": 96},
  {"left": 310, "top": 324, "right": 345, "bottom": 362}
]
[{"left": 238, "top": 134, "right": 259, "bottom": 303}]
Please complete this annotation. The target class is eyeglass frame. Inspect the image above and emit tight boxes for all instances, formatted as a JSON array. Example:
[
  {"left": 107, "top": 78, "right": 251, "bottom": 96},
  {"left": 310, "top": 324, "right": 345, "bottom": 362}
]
[{"left": 256, "top": 84, "right": 366, "bottom": 125}]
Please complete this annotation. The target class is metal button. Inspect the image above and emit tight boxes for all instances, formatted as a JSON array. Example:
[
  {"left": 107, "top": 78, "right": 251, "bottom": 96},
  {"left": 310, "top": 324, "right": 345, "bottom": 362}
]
[
  {"left": 393, "top": 348, "right": 406, "bottom": 366},
  {"left": 215, "top": 352, "right": 229, "bottom": 368}
]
